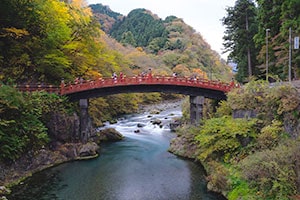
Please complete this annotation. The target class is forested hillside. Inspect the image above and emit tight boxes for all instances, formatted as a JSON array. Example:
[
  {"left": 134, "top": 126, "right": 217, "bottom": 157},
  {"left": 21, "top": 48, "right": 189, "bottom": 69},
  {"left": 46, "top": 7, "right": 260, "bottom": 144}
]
[
  {"left": 91, "top": 4, "right": 232, "bottom": 81},
  {"left": 89, "top": 4, "right": 123, "bottom": 33}
]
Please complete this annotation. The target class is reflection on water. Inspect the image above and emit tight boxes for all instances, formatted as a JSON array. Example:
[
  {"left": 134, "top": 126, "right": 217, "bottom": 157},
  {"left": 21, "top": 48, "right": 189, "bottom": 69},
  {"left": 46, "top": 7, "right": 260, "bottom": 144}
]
[{"left": 7, "top": 102, "right": 225, "bottom": 200}]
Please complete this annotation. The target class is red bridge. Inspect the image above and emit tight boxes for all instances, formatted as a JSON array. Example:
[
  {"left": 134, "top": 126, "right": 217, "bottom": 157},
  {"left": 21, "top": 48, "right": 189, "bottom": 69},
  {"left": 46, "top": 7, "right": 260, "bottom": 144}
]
[
  {"left": 13, "top": 76, "right": 236, "bottom": 141},
  {"left": 16, "top": 76, "right": 235, "bottom": 100}
]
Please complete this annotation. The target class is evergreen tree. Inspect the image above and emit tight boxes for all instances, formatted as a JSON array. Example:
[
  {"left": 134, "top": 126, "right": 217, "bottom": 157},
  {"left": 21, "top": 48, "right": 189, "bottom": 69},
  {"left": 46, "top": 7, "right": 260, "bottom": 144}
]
[
  {"left": 254, "top": 0, "right": 299, "bottom": 80},
  {"left": 222, "top": 0, "right": 258, "bottom": 82},
  {"left": 120, "top": 31, "right": 137, "bottom": 46}
]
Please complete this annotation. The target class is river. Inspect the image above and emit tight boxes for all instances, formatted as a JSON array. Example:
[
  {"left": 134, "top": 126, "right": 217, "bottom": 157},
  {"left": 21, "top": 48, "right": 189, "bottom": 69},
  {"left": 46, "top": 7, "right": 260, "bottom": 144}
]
[{"left": 7, "top": 101, "right": 225, "bottom": 200}]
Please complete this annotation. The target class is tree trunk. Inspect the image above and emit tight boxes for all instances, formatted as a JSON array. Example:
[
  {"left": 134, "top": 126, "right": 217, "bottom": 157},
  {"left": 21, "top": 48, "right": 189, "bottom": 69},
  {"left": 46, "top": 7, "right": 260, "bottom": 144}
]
[{"left": 245, "top": 11, "right": 252, "bottom": 77}]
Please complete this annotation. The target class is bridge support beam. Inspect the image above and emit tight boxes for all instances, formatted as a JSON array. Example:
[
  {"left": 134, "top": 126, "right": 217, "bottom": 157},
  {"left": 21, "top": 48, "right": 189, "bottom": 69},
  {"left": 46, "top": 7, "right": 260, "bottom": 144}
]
[
  {"left": 189, "top": 96, "right": 204, "bottom": 125},
  {"left": 79, "top": 99, "right": 90, "bottom": 143}
]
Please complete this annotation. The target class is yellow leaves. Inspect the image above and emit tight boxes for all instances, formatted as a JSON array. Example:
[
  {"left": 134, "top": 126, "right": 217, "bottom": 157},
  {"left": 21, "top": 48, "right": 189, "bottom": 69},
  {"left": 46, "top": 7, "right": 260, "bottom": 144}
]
[
  {"left": 40, "top": 0, "right": 72, "bottom": 44},
  {"left": 192, "top": 68, "right": 208, "bottom": 79},
  {"left": 257, "top": 120, "right": 284, "bottom": 150},
  {"left": 136, "top": 47, "right": 144, "bottom": 52},
  {"left": 68, "top": 0, "right": 92, "bottom": 25},
  {"left": 1, "top": 27, "right": 29, "bottom": 38},
  {"left": 173, "top": 64, "right": 190, "bottom": 77},
  {"left": 85, "top": 69, "right": 102, "bottom": 80}
]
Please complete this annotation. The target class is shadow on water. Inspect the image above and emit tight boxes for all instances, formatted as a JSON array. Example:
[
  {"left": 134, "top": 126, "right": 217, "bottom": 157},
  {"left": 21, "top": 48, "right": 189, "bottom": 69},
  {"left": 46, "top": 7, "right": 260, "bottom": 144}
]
[{"left": 7, "top": 167, "right": 66, "bottom": 200}]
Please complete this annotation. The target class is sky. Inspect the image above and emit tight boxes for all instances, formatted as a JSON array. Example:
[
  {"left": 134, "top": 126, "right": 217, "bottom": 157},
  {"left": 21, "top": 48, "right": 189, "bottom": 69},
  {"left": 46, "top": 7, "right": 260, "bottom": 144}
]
[{"left": 87, "top": 0, "right": 237, "bottom": 59}]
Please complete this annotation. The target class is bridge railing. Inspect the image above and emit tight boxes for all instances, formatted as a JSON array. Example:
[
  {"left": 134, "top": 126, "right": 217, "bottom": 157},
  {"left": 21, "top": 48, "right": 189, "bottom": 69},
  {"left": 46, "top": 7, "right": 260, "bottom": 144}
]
[
  {"left": 14, "top": 84, "right": 60, "bottom": 93},
  {"left": 10, "top": 76, "right": 237, "bottom": 95},
  {"left": 60, "top": 76, "right": 235, "bottom": 95}
]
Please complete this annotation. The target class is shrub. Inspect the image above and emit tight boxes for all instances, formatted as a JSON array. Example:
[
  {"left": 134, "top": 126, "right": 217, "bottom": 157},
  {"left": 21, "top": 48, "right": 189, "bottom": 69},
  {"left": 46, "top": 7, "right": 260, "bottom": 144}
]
[
  {"left": 227, "top": 179, "right": 257, "bottom": 200},
  {"left": 195, "top": 116, "right": 257, "bottom": 163},
  {"left": 227, "top": 80, "right": 300, "bottom": 127},
  {"left": 255, "top": 119, "right": 289, "bottom": 150},
  {"left": 239, "top": 140, "right": 300, "bottom": 199},
  {"left": 215, "top": 100, "right": 232, "bottom": 117},
  {"left": 205, "top": 161, "right": 230, "bottom": 193}
]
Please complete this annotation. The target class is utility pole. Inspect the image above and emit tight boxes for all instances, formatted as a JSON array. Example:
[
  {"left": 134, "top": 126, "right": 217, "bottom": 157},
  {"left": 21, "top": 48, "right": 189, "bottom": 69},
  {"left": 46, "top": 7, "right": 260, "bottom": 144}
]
[{"left": 289, "top": 27, "right": 292, "bottom": 82}]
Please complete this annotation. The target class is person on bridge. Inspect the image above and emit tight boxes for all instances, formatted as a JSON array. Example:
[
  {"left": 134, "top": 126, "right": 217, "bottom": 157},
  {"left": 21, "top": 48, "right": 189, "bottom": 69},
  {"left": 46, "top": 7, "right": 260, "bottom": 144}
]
[
  {"left": 112, "top": 72, "right": 117, "bottom": 80},
  {"left": 172, "top": 72, "right": 177, "bottom": 78},
  {"left": 119, "top": 72, "right": 124, "bottom": 81},
  {"left": 60, "top": 78, "right": 65, "bottom": 87},
  {"left": 74, "top": 77, "right": 79, "bottom": 84},
  {"left": 230, "top": 78, "right": 235, "bottom": 88},
  {"left": 147, "top": 68, "right": 152, "bottom": 79}
]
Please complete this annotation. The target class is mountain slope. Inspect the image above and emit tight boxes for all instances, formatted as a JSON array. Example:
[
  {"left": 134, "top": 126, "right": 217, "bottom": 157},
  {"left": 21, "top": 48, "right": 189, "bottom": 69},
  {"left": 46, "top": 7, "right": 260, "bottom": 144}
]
[{"left": 91, "top": 4, "right": 232, "bottom": 81}]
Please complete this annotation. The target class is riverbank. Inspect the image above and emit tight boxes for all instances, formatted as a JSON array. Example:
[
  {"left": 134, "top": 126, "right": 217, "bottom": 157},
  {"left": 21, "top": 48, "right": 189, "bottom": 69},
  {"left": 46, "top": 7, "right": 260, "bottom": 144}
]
[
  {"left": 0, "top": 142, "right": 99, "bottom": 188},
  {"left": 168, "top": 81, "right": 300, "bottom": 199}
]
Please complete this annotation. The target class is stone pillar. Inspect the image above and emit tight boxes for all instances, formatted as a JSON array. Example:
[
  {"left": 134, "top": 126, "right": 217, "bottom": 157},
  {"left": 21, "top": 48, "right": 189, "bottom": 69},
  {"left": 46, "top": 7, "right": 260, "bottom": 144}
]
[
  {"left": 79, "top": 99, "right": 89, "bottom": 143},
  {"left": 189, "top": 96, "right": 204, "bottom": 125}
]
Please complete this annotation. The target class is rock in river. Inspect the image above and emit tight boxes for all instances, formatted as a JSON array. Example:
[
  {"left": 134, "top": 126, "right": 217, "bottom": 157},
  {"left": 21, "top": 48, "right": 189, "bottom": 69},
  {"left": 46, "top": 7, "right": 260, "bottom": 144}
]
[{"left": 96, "top": 128, "right": 124, "bottom": 142}]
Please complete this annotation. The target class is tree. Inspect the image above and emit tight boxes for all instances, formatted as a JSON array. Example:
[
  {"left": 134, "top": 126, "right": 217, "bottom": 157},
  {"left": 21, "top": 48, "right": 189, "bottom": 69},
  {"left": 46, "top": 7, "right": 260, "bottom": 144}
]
[
  {"left": 110, "top": 9, "right": 166, "bottom": 47},
  {"left": 120, "top": 31, "right": 136, "bottom": 46},
  {"left": 254, "top": 0, "right": 286, "bottom": 80},
  {"left": 254, "top": 0, "right": 300, "bottom": 80},
  {"left": 222, "top": 0, "right": 258, "bottom": 82}
]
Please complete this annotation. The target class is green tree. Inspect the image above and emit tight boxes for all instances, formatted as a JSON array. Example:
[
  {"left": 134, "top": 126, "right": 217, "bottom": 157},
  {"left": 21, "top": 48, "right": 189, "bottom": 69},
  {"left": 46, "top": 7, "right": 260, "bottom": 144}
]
[
  {"left": 0, "top": 85, "right": 69, "bottom": 161},
  {"left": 254, "top": 0, "right": 300, "bottom": 80},
  {"left": 120, "top": 31, "right": 137, "bottom": 46},
  {"left": 222, "top": 0, "right": 258, "bottom": 82}
]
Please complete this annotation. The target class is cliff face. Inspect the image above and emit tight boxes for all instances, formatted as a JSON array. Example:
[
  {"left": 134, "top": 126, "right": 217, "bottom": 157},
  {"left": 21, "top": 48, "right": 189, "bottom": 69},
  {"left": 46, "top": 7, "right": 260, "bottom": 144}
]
[
  {"left": 46, "top": 111, "right": 96, "bottom": 143},
  {"left": 46, "top": 112, "right": 81, "bottom": 143},
  {"left": 0, "top": 111, "right": 98, "bottom": 187},
  {"left": 168, "top": 131, "right": 198, "bottom": 159},
  {"left": 283, "top": 111, "right": 300, "bottom": 139}
]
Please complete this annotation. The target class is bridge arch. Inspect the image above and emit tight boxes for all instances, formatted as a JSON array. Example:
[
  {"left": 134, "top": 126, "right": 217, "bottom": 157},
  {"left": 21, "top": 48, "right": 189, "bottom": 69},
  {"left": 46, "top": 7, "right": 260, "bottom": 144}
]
[
  {"left": 61, "top": 76, "right": 231, "bottom": 101},
  {"left": 15, "top": 76, "right": 235, "bottom": 142},
  {"left": 60, "top": 76, "right": 234, "bottom": 142}
]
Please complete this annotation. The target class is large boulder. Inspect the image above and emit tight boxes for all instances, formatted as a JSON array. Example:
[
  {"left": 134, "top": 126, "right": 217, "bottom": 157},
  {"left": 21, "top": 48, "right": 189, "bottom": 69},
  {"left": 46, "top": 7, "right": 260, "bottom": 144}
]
[
  {"left": 169, "top": 119, "right": 181, "bottom": 132},
  {"left": 137, "top": 123, "right": 146, "bottom": 128},
  {"left": 151, "top": 118, "right": 162, "bottom": 125},
  {"left": 78, "top": 142, "right": 99, "bottom": 157},
  {"left": 150, "top": 109, "right": 161, "bottom": 114},
  {"left": 96, "top": 128, "right": 124, "bottom": 142}
]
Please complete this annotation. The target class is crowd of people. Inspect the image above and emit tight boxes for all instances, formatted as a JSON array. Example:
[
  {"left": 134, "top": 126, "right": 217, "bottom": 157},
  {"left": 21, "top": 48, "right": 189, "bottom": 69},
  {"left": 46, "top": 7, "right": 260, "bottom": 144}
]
[{"left": 62, "top": 68, "right": 236, "bottom": 88}]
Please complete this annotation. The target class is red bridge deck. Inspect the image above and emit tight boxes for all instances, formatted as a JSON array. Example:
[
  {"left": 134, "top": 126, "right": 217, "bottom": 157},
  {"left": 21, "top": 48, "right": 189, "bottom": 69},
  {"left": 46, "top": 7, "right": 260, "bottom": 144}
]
[
  {"left": 60, "top": 76, "right": 234, "bottom": 95},
  {"left": 13, "top": 76, "right": 236, "bottom": 99}
]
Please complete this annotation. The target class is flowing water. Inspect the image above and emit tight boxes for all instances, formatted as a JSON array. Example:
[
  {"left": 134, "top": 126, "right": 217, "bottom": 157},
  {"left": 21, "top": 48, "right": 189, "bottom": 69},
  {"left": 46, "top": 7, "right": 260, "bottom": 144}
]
[{"left": 7, "top": 101, "right": 225, "bottom": 200}]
